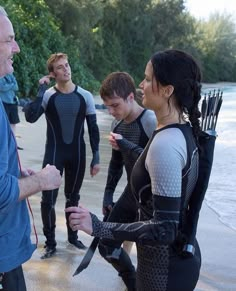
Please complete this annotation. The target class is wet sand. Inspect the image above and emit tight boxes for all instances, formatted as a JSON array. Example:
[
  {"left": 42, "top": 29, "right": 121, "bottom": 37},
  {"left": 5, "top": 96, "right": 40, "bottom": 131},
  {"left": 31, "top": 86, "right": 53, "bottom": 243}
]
[{"left": 16, "top": 98, "right": 236, "bottom": 291}]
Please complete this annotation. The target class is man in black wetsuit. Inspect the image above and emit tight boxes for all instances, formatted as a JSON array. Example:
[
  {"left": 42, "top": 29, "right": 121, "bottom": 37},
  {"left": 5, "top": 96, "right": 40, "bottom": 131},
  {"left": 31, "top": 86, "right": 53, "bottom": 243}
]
[
  {"left": 24, "top": 53, "right": 100, "bottom": 259},
  {"left": 98, "top": 72, "right": 156, "bottom": 290}
]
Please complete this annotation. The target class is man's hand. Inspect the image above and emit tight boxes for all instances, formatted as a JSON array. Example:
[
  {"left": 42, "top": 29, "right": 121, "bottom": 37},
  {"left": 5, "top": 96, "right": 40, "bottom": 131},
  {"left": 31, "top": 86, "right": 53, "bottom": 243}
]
[
  {"left": 65, "top": 205, "right": 93, "bottom": 235},
  {"left": 18, "top": 164, "right": 62, "bottom": 201},
  {"left": 102, "top": 204, "right": 113, "bottom": 216},
  {"left": 90, "top": 151, "right": 100, "bottom": 177},
  {"left": 21, "top": 168, "right": 36, "bottom": 177},
  {"left": 39, "top": 75, "right": 53, "bottom": 85},
  {"left": 90, "top": 164, "right": 100, "bottom": 177},
  {"left": 102, "top": 189, "right": 114, "bottom": 216},
  {"left": 109, "top": 132, "right": 122, "bottom": 150},
  {"left": 38, "top": 164, "right": 62, "bottom": 190}
]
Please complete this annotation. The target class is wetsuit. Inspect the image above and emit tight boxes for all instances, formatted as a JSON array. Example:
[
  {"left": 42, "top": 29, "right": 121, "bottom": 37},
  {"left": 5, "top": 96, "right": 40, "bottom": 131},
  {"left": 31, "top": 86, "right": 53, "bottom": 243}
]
[
  {"left": 24, "top": 85, "right": 99, "bottom": 248},
  {"left": 92, "top": 123, "right": 201, "bottom": 291},
  {"left": 99, "top": 109, "right": 156, "bottom": 290}
]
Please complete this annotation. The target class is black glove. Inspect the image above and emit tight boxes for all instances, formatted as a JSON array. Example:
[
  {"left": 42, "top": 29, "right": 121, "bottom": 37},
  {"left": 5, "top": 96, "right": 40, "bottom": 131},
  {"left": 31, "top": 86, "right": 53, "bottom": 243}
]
[
  {"left": 90, "top": 150, "right": 100, "bottom": 168},
  {"left": 102, "top": 190, "right": 114, "bottom": 216}
]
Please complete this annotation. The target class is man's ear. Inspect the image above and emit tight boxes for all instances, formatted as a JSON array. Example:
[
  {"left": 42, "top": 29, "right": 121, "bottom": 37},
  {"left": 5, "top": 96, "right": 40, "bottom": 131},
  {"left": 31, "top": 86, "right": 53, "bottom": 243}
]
[
  {"left": 127, "top": 92, "right": 134, "bottom": 102},
  {"left": 49, "top": 72, "right": 56, "bottom": 79}
]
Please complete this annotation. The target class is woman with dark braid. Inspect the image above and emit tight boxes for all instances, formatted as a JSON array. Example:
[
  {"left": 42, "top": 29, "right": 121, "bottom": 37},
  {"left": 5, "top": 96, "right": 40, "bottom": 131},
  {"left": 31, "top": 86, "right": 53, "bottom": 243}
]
[{"left": 66, "top": 49, "right": 203, "bottom": 291}]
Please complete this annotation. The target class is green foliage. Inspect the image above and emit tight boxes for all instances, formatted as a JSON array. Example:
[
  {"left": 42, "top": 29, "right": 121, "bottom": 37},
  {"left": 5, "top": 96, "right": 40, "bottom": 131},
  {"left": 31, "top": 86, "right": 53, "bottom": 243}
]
[
  {"left": 2, "top": 0, "right": 236, "bottom": 96},
  {"left": 195, "top": 13, "right": 236, "bottom": 82},
  {"left": 4, "top": 0, "right": 99, "bottom": 98},
  {"left": 44, "top": 0, "right": 104, "bottom": 73}
]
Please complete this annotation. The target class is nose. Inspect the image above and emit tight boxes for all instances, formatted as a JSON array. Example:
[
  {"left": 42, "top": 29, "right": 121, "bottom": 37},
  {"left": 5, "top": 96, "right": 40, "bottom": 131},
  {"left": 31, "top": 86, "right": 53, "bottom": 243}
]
[
  {"left": 63, "top": 66, "right": 69, "bottom": 73},
  {"left": 107, "top": 107, "right": 114, "bottom": 115},
  {"left": 139, "top": 80, "right": 144, "bottom": 89},
  {"left": 12, "top": 40, "right": 20, "bottom": 53}
]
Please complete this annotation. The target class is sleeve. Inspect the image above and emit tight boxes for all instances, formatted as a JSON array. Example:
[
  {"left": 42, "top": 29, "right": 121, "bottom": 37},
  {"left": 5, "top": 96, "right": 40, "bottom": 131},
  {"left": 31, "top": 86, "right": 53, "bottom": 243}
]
[
  {"left": 90, "top": 129, "right": 187, "bottom": 246},
  {"left": 0, "top": 104, "right": 19, "bottom": 212},
  {"left": 116, "top": 138, "right": 145, "bottom": 160},
  {"left": 86, "top": 114, "right": 100, "bottom": 167},
  {"left": 141, "top": 110, "right": 157, "bottom": 138},
  {"left": 90, "top": 196, "right": 180, "bottom": 245},
  {"left": 79, "top": 86, "right": 100, "bottom": 167},
  {"left": 23, "top": 84, "right": 47, "bottom": 123},
  {"left": 103, "top": 149, "right": 124, "bottom": 207},
  {"left": 77, "top": 86, "right": 96, "bottom": 115}
]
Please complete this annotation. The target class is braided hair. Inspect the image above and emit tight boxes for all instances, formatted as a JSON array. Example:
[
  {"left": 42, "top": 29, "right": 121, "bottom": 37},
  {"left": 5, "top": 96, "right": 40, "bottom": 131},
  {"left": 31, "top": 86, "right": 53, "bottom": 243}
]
[{"left": 151, "top": 49, "right": 202, "bottom": 142}]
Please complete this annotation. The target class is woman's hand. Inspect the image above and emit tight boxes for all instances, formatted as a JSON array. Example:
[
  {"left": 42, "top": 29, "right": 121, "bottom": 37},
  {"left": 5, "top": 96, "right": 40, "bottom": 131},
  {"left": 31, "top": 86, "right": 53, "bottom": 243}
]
[{"left": 65, "top": 205, "right": 93, "bottom": 235}]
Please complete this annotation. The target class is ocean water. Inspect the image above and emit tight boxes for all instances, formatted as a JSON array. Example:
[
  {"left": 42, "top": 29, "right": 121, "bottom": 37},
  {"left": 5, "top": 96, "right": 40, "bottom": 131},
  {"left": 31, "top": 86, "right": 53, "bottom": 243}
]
[{"left": 202, "top": 83, "right": 236, "bottom": 231}]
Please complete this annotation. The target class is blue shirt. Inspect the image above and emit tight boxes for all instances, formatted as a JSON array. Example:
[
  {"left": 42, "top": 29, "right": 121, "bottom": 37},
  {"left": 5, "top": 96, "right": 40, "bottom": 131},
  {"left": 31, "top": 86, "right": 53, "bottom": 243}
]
[
  {"left": 0, "top": 100, "right": 36, "bottom": 272},
  {"left": 0, "top": 74, "right": 19, "bottom": 104}
]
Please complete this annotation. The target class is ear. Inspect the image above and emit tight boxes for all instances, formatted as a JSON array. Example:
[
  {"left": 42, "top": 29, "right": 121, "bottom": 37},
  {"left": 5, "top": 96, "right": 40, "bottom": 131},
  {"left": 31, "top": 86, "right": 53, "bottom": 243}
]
[
  {"left": 163, "top": 85, "right": 174, "bottom": 99},
  {"left": 127, "top": 92, "right": 134, "bottom": 102},
  {"left": 49, "top": 72, "right": 56, "bottom": 79}
]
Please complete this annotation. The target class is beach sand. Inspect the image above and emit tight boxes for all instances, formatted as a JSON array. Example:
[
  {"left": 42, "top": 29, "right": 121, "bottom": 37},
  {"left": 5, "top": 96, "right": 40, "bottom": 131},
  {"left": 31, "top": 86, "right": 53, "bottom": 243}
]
[{"left": 16, "top": 100, "right": 236, "bottom": 291}]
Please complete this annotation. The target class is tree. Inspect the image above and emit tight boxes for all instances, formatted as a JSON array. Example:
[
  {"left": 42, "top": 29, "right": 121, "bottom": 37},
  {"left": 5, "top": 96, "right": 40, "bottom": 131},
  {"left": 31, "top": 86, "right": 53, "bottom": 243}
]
[
  {"left": 44, "top": 0, "right": 104, "bottom": 70},
  {"left": 4, "top": 0, "right": 99, "bottom": 97},
  {"left": 195, "top": 13, "right": 236, "bottom": 82}
]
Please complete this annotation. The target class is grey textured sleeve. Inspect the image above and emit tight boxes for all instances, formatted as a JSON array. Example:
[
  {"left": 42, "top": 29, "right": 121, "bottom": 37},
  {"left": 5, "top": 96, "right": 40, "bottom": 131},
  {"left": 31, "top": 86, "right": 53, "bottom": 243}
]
[
  {"left": 90, "top": 128, "right": 188, "bottom": 245},
  {"left": 145, "top": 128, "right": 187, "bottom": 197},
  {"left": 141, "top": 110, "right": 157, "bottom": 138},
  {"left": 115, "top": 110, "right": 156, "bottom": 159},
  {"left": 77, "top": 86, "right": 96, "bottom": 115},
  {"left": 91, "top": 194, "right": 181, "bottom": 245}
]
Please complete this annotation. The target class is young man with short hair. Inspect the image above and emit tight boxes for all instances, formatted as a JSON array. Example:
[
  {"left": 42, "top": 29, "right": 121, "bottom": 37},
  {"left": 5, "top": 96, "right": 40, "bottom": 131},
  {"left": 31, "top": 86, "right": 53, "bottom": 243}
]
[
  {"left": 98, "top": 72, "right": 156, "bottom": 290},
  {"left": 24, "top": 52, "right": 100, "bottom": 259}
]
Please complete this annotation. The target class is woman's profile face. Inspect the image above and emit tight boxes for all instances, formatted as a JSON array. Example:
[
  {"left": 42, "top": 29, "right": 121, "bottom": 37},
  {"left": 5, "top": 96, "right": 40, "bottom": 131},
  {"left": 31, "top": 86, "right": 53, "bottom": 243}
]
[{"left": 139, "top": 61, "right": 164, "bottom": 111}]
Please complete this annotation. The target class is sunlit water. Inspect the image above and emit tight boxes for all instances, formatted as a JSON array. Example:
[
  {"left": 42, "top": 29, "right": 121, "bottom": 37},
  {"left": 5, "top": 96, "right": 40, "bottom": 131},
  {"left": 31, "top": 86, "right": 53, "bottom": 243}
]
[{"left": 202, "top": 83, "right": 236, "bottom": 231}]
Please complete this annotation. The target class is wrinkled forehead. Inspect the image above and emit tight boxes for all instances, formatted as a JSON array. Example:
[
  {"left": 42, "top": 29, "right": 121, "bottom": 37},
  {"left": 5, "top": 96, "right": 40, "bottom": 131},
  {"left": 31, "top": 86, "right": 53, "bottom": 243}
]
[{"left": 0, "top": 15, "right": 14, "bottom": 40}]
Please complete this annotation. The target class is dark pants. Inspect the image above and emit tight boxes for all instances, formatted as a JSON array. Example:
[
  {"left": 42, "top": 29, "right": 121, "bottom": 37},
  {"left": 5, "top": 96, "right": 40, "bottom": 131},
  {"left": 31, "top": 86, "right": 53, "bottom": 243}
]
[
  {"left": 98, "top": 185, "right": 138, "bottom": 291},
  {"left": 1, "top": 266, "right": 26, "bottom": 291},
  {"left": 41, "top": 143, "right": 86, "bottom": 247}
]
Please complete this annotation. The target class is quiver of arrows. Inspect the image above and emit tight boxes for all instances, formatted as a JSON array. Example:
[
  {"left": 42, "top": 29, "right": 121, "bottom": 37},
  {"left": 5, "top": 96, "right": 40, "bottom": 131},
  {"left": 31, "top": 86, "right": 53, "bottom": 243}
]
[{"left": 182, "top": 89, "right": 223, "bottom": 256}]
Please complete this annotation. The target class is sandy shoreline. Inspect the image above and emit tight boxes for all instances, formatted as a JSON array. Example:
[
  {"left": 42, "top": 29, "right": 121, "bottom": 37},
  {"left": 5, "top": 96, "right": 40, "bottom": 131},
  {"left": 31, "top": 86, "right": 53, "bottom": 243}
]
[{"left": 16, "top": 102, "right": 236, "bottom": 291}]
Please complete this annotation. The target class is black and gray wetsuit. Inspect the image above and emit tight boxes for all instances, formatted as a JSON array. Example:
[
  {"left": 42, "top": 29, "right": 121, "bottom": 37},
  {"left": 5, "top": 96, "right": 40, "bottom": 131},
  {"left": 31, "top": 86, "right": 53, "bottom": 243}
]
[
  {"left": 99, "top": 109, "right": 156, "bottom": 290},
  {"left": 24, "top": 85, "right": 100, "bottom": 247},
  {"left": 93, "top": 124, "right": 201, "bottom": 291}
]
